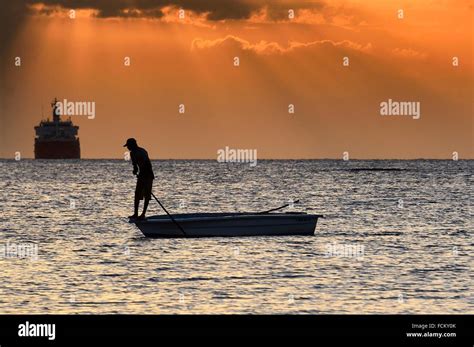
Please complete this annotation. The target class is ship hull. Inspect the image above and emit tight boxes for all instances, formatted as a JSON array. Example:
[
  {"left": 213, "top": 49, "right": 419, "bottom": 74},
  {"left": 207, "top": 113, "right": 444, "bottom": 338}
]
[{"left": 34, "top": 139, "right": 80, "bottom": 159}]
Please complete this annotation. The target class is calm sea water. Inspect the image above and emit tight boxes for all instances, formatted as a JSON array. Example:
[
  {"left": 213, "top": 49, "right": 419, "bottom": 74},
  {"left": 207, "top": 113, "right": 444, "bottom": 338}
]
[{"left": 0, "top": 159, "right": 472, "bottom": 314}]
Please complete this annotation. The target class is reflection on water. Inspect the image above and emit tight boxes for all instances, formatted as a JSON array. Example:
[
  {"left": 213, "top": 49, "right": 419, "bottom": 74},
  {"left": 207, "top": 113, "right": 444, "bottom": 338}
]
[{"left": 0, "top": 159, "right": 472, "bottom": 314}]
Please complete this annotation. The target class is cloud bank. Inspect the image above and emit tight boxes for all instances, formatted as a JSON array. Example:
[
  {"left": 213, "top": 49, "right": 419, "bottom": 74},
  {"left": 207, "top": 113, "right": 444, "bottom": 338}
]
[
  {"left": 24, "top": 0, "right": 325, "bottom": 20},
  {"left": 191, "top": 35, "right": 373, "bottom": 55}
]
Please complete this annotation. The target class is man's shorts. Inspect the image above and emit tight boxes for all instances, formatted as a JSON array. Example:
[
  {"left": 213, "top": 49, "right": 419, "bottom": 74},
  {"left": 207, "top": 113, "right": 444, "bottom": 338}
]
[{"left": 135, "top": 176, "right": 153, "bottom": 200}]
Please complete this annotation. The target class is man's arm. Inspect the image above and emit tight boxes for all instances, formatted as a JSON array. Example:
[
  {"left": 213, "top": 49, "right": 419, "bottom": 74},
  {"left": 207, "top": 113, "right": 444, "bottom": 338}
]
[{"left": 131, "top": 151, "right": 138, "bottom": 176}]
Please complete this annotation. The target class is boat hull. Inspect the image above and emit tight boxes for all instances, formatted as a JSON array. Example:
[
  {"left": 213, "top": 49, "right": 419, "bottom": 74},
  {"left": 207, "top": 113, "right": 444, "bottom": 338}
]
[
  {"left": 133, "top": 213, "right": 322, "bottom": 238},
  {"left": 34, "top": 139, "right": 80, "bottom": 159}
]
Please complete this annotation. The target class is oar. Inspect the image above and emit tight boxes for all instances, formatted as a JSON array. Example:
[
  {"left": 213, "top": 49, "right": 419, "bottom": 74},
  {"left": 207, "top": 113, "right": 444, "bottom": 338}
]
[
  {"left": 150, "top": 192, "right": 187, "bottom": 237},
  {"left": 258, "top": 199, "right": 300, "bottom": 214}
]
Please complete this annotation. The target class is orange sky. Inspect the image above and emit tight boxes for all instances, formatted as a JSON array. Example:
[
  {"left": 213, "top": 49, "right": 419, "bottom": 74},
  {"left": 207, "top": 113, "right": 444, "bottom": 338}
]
[{"left": 1, "top": 0, "right": 473, "bottom": 159}]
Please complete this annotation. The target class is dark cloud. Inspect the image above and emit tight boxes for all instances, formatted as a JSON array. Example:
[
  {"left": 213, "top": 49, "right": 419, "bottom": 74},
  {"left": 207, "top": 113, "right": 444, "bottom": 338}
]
[
  {"left": 264, "top": 1, "right": 326, "bottom": 21},
  {"left": 20, "top": 0, "right": 324, "bottom": 20}
]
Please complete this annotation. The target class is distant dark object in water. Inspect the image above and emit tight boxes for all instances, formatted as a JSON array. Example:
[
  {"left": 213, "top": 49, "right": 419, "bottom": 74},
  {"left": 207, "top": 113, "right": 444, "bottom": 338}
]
[
  {"left": 34, "top": 98, "right": 80, "bottom": 159},
  {"left": 350, "top": 168, "right": 404, "bottom": 172}
]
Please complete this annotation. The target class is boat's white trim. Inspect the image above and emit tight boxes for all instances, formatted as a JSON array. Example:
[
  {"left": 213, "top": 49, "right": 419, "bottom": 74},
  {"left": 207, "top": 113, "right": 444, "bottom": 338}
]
[{"left": 142, "top": 214, "right": 322, "bottom": 223}]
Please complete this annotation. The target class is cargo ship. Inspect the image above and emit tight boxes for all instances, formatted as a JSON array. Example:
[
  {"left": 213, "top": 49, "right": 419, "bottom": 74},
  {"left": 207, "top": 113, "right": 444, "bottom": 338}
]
[{"left": 34, "top": 98, "right": 80, "bottom": 159}]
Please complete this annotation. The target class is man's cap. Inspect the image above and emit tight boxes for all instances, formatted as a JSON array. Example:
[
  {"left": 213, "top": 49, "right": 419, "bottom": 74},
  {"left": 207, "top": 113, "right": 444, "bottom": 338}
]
[{"left": 123, "top": 138, "right": 137, "bottom": 147}]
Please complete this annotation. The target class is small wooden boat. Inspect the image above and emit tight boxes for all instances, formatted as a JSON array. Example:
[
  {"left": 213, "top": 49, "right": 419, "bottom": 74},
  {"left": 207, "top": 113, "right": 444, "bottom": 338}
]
[{"left": 132, "top": 212, "right": 322, "bottom": 238}]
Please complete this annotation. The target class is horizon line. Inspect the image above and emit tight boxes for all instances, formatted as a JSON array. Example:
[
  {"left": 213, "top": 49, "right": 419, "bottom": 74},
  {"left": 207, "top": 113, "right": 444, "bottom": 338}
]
[{"left": 0, "top": 157, "right": 472, "bottom": 161}]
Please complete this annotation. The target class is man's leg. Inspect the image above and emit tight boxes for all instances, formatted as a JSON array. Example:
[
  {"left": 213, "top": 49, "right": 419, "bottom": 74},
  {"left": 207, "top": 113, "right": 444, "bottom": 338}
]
[
  {"left": 129, "top": 179, "right": 141, "bottom": 219},
  {"left": 134, "top": 196, "right": 140, "bottom": 216},
  {"left": 139, "top": 179, "right": 152, "bottom": 218},
  {"left": 141, "top": 197, "right": 150, "bottom": 217},
  {"left": 129, "top": 195, "right": 139, "bottom": 218}
]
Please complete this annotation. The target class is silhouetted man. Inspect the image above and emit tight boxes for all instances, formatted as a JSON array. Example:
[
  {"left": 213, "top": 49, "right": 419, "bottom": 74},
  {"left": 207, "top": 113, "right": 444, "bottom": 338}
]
[{"left": 124, "top": 138, "right": 155, "bottom": 219}]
